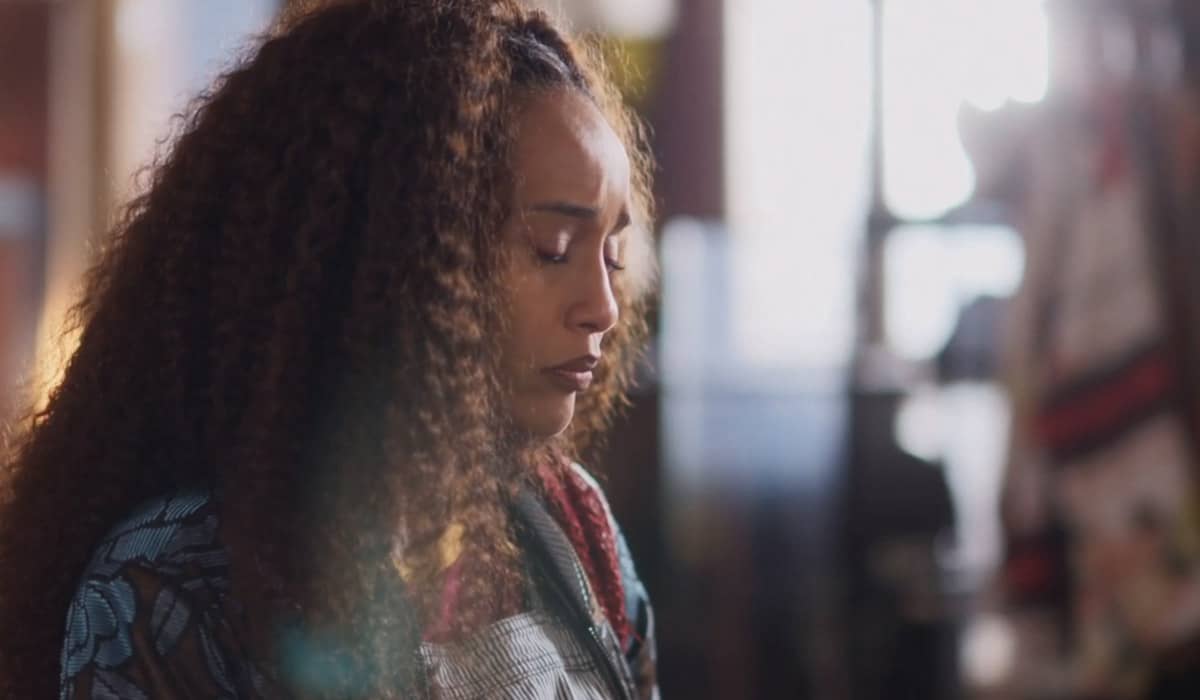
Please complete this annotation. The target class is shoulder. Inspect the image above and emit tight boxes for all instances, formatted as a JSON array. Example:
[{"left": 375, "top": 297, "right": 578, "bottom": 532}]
[
  {"left": 75, "top": 487, "right": 228, "bottom": 593},
  {"left": 60, "top": 488, "right": 239, "bottom": 699}
]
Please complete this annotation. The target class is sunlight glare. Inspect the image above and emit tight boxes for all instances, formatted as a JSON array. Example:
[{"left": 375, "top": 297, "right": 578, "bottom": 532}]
[{"left": 883, "top": 0, "right": 1049, "bottom": 219}]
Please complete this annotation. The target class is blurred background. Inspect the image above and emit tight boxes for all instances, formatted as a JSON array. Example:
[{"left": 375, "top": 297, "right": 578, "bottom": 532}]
[{"left": 4, "top": 0, "right": 1200, "bottom": 697}]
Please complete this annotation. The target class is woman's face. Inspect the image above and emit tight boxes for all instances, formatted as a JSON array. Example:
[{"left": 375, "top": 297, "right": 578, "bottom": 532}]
[{"left": 498, "top": 89, "right": 632, "bottom": 437}]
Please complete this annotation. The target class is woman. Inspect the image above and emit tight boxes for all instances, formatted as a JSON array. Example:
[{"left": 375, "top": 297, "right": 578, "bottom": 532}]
[{"left": 0, "top": 0, "right": 658, "bottom": 697}]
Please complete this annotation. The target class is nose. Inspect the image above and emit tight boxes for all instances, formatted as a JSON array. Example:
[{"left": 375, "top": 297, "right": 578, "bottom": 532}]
[{"left": 566, "top": 255, "right": 619, "bottom": 336}]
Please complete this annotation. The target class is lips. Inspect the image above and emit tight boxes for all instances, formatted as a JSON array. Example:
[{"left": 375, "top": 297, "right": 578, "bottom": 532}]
[{"left": 543, "top": 355, "right": 599, "bottom": 392}]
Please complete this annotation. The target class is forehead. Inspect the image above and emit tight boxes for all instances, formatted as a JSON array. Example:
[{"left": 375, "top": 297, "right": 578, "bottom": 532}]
[{"left": 510, "top": 90, "right": 631, "bottom": 203}]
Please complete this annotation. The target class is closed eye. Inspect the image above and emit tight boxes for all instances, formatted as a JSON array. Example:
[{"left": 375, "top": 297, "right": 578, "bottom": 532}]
[
  {"left": 535, "top": 248, "right": 624, "bottom": 272},
  {"left": 536, "top": 249, "right": 569, "bottom": 264}
]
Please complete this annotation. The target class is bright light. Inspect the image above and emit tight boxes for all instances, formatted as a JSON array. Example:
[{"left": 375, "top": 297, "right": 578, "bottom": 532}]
[
  {"left": 895, "top": 385, "right": 944, "bottom": 462},
  {"left": 897, "top": 382, "right": 1012, "bottom": 575},
  {"left": 591, "top": 0, "right": 676, "bottom": 39},
  {"left": 883, "top": 0, "right": 1049, "bottom": 219},
  {"left": 884, "top": 224, "right": 1025, "bottom": 362},
  {"left": 725, "top": 0, "right": 872, "bottom": 371},
  {"left": 115, "top": 0, "right": 169, "bottom": 54},
  {"left": 527, "top": 0, "right": 677, "bottom": 39},
  {"left": 959, "top": 2, "right": 1049, "bottom": 111},
  {"left": 962, "top": 613, "right": 1018, "bottom": 687}
]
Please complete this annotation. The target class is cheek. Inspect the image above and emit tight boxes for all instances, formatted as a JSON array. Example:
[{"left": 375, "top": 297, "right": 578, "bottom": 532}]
[
  {"left": 502, "top": 267, "right": 554, "bottom": 370},
  {"left": 512, "top": 303, "right": 556, "bottom": 365}
]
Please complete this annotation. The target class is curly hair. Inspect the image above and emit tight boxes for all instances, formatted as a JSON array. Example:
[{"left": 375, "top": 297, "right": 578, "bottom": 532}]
[{"left": 0, "top": 1, "right": 655, "bottom": 697}]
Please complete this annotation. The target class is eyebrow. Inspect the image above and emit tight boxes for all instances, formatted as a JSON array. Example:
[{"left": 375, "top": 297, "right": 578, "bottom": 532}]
[{"left": 529, "top": 200, "right": 631, "bottom": 232}]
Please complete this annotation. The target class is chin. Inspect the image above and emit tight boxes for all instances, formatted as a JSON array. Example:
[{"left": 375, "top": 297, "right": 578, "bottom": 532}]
[{"left": 515, "top": 396, "right": 576, "bottom": 438}]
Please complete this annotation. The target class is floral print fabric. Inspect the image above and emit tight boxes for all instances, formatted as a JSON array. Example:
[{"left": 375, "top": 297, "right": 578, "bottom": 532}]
[{"left": 60, "top": 489, "right": 261, "bottom": 699}]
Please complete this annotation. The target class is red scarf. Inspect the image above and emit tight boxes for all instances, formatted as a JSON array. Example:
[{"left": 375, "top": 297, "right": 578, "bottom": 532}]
[{"left": 537, "top": 462, "right": 631, "bottom": 647}]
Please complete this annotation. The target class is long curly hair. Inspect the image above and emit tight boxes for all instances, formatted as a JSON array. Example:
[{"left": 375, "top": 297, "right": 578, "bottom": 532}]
[{"left": 0, "top": 1, "right": 655, "bottom": 696}]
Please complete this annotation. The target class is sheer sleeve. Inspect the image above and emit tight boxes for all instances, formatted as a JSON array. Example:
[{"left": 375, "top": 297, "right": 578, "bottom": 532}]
[
  {"left": 59, "top": 490, "right": 261, "bottom": 699},
  {"left": 60, "top": 563, "right": 253, "bottom": 699}
]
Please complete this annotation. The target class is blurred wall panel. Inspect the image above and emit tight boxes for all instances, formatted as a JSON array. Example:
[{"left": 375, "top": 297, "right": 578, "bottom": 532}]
[
  {"left": 0, "top": 3, "right": 50, "bottom": 419},
  {"left": 34, "top": 0, "right": 107, "bottom": 405},
  {"left": 649, "top": 0, "right": 723, "bottom": 221},
  {"left": 649, "top": 2, "right": 873, "bottom": 697}
]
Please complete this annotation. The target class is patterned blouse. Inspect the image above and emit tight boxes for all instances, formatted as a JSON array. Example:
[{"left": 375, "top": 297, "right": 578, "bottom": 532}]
[{"left": 59, "top": 476, "right": 657, "bottom": 699}]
